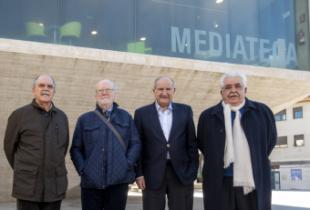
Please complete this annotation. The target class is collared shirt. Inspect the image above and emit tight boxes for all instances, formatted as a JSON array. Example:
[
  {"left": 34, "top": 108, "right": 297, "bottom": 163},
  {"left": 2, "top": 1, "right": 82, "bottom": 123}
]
[
  {"left": 97, "top": 103, "right": 113, "bottom": 119},
  {"left": 155, "top": 102, "right": 173, "bottom": 141}
]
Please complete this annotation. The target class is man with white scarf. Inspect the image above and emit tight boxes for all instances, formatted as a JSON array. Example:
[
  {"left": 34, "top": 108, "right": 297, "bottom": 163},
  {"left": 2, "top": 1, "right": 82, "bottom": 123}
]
[{"left": 197, "top": 72, "right": 277, "bottom": 210}]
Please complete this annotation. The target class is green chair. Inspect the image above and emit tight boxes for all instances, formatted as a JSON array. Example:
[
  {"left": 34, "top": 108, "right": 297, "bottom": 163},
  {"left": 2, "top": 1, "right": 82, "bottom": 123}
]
[
  {"left": 59, "top": 21, "right": 82, "bottom": 45},
  {"left": 25, "top": 21, "right": 46, "bottom": 41},
  {"left": 127, "top": 41, "right": 152, "bottom": 54}
]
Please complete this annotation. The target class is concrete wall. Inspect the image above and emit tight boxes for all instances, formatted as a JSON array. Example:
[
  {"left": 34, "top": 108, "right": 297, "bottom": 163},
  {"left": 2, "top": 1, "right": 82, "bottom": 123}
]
[
  {"left": 1, "top": 39, "right": 310, "bottom": 201},
  {"left": 276, "top": 164, "right": 310, "bottom": 190}
]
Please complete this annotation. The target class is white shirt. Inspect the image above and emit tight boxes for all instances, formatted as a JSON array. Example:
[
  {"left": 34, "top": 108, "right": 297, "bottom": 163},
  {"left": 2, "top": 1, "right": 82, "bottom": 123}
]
[{"left": 155, "top": 102, "right": 173, "bottom": 142}]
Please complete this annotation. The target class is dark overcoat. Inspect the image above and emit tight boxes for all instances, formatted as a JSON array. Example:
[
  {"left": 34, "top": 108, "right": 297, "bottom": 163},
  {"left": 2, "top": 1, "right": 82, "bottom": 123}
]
[
  {"left": 197, "top": 98, "right": 277, "bottom": 210},
  {"left": 4, "top": 100, "right": 69, "bottom": 202}
]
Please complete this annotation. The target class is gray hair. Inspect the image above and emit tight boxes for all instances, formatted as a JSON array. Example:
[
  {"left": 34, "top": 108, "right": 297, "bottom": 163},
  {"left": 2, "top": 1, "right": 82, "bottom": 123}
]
[
  {"left": 220, "top": 72, "right": 247, "bottom": 88},
  {"left": 95, "top": 79, "right": 117, "bottom": 92},
  {"left": 33, "top": 74, "right": 56, "bottom": 89},
  {"left": 153, "top": 76, "right": 176, "bottom": 90}
]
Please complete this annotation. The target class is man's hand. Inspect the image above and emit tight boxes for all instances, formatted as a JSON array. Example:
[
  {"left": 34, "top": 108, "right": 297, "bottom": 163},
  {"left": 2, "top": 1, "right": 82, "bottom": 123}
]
[{"left": 136, "top": 176, "right": 146, "bottom": 190}]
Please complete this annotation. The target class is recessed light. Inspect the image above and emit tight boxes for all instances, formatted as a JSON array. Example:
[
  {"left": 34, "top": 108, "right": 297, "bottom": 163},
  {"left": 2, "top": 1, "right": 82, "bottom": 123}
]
[{"left": 91, "top": 30, "right": 98, "bottom": 35}]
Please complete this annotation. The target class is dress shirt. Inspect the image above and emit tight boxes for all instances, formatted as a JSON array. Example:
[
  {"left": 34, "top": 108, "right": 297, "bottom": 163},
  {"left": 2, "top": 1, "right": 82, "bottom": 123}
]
[
  {"left": 98, "top": 104, "right": 113, "bottom": 120},
  {"left": 155, "top": 102, "right": 173, "bottom": 141}
]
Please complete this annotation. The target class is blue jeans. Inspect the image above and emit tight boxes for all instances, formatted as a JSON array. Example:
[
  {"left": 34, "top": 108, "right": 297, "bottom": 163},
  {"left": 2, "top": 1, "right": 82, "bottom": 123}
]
[{"left": 81, "top": 184, "right": 129, "bottom": 210}]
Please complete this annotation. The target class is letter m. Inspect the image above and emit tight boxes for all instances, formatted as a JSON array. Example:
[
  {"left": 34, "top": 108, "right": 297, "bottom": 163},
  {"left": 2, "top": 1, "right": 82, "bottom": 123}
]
[{"left": 171, "top": 26, "right": 191, "bottom": 54}]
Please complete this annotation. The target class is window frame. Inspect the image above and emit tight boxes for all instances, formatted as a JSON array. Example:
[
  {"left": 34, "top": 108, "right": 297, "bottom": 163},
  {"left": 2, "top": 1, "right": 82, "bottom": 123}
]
[
  {"left": 294, "top": 134, "right": 305, "bottom": 147},
  {"left": 274, "top": 109, "right": 287, "bottom": 121},
  {"left": 293, "top": 106, "right": 303, "bottom": 119},
  {"left": 275, "top": 136, "right": 288, "bottom": 148}
]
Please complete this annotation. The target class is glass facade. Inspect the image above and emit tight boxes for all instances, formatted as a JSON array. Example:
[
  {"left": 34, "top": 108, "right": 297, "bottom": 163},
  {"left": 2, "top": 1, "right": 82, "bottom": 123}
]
[{"left": 0, "top": 0, "right": 309, "bottom": 70}]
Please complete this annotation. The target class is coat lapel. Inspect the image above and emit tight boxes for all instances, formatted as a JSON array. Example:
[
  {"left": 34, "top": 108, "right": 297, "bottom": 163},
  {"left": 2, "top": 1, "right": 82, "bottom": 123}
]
[{"left": 212, "top": 102, "right": 224, "bottom": 124}]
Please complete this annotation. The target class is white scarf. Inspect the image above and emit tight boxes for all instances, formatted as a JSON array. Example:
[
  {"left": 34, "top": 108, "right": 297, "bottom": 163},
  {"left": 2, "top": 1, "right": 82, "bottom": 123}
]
[{"left": 222, "top": 100, "right": 255, "bottom": 194}]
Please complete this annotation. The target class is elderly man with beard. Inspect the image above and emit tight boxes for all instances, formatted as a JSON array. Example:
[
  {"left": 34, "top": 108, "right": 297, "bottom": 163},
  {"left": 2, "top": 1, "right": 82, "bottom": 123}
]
[
  {"left": 4, "top": 74, "right": 69, "bottom": 210},
  {"left": 197, "top": 72, "right": 277, "bottom": 210},
  {"left": 70, "top": 79, "right": 141, "bottom": 210}
]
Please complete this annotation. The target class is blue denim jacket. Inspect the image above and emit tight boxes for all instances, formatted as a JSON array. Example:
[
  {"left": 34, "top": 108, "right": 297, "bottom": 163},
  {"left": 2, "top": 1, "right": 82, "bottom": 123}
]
[{"left": 70, "top": 103, "right": 141, "bottom": 188}]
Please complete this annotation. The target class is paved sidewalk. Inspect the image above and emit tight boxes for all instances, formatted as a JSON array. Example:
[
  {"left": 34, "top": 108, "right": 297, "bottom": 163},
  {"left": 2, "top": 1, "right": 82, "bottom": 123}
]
[
  {"left": 0, "top": 191, "right": 203, "bottom": 210},
  {"left": 0, "top": 194, "right": 203, "bottom": 210},
  {"left": 1, "top": 191, "right": 310, "bottom": 210}
]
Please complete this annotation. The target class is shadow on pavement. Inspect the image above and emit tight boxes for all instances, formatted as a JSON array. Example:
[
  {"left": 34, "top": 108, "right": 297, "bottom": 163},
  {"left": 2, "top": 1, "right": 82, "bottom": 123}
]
[{"left": 273, "top": 205, "right": 310, "bottom": 210}]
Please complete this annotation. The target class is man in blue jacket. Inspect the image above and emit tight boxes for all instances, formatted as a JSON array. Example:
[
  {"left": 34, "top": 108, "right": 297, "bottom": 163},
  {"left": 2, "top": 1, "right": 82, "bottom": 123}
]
[
  {"left": 70, "top": 79, "right": 141, "bottom": 210},
  {"left": 197, "top": 72, "right": 277, "bottom": 210}
]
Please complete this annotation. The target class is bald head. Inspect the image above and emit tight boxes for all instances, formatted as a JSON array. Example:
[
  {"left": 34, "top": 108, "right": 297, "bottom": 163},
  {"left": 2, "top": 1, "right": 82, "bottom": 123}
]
[{"left": 95, "top": 79, "right": 116, "bottom": 92}]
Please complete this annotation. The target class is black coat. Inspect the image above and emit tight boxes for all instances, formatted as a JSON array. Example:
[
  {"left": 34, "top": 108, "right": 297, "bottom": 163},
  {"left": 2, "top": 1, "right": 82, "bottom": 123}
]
[
  {"left": 3, "top": 100, "right": 69, "bottom": 202},
  {"left": 134, "top": 102, "right": 199, "bottom": 190},
  {"left": 197, "top": 98, "right": 277, "bottom": 210}
]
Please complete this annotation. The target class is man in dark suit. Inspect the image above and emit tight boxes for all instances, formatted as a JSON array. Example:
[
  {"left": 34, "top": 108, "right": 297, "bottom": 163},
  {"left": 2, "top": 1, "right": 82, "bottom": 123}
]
[{"left": 134, "top": 76, "right": 199, "bottom": 210}]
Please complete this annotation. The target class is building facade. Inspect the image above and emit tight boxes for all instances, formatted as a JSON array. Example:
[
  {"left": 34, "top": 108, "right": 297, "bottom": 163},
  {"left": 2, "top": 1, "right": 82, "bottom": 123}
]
[
  {"left": 0, "top": 0, "right": 310, "bottom": 201},
  {"left": 0, "top": 0, "right": 309, "bottom": 71},
  {"left": 271, "top": 97, "right": 310, "bottom": 190}
]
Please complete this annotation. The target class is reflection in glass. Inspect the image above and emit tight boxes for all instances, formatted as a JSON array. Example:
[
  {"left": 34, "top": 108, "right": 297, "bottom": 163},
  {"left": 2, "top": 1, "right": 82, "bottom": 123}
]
[{"left": 0, "top": 0, "right": 309, "bottom": 71}]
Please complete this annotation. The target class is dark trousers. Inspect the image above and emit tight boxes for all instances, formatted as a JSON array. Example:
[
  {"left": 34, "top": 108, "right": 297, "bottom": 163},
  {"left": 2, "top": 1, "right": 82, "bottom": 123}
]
[
  {"left": 221, "top": 176, "right": 258, "bottom": 210},
  {"left": 143, "top": 163, "right": 194, "bottom": 210},
  {"left": 17, "top": 199, "right": 61, "bottom": 210},
  {"left": 81, "top": 184, "right": 129, "bottom": 210}
]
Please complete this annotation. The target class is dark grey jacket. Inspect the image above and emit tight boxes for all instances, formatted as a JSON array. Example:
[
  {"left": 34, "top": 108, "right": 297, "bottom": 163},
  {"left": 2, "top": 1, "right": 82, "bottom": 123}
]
[{"left": 3, "top": 99, "right": 69, "bottom": 202}]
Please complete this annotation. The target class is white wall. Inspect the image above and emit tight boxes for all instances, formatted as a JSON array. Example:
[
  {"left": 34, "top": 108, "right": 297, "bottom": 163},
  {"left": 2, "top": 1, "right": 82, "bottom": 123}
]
[
  {"left": 270, "top": 101, "right": 310, "bottom": 162},
  {"left": 277, "top": 164, "right": 310, "bottom": 190}
]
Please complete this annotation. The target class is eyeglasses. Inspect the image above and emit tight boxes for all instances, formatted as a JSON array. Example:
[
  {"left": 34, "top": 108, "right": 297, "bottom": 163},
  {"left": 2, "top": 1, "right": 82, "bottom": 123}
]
[
  {"left": 155, "top": 87, "right": 174, "bottom": 92},
  {"left": 37, "top": 83, "right": 54, "bottom": 90},
  {"left": 222, "top": 84, "right": 244, "bottom": 91},
  {"left": 96, "top": 89, "right": 114, "bottom": 94}
]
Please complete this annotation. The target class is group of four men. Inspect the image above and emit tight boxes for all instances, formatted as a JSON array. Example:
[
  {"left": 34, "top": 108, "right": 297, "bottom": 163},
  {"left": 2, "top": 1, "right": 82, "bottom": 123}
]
[{"left": 3, "top": 72, "right": 277, "bottom": 210}]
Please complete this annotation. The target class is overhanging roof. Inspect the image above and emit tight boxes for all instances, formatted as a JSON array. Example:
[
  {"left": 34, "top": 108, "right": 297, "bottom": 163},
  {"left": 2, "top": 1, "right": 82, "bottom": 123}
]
[{"left": 1, "top": 38, "right": 310, "bottom": 119}]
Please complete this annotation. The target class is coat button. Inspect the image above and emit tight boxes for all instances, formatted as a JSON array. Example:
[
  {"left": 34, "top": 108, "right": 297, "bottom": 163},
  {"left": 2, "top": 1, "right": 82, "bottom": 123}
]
[
  {"left": 167, "top": 144, "right": 170, "bottom": 148},
  {"left": 102, "top": 148, "right": 105, "bottom": 152}
]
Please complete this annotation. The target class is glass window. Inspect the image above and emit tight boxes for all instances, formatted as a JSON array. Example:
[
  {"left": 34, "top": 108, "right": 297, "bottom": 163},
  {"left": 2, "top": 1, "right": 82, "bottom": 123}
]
[
  {"left": 0, "top": 0, "right": 309, "bottom": 71},
  {"left": 291, "top": 169, "right": 302, "bottom": 181},
  {"left": 294, "top": 134, "right": 305, "bottom": 147},
  {"left": 275, "top": 136, "right": 288, "bottom": 148},
  {"left": 274, "top": 109, "right": 287, "bottom": 121},
  {"left": 293, "top": 106, "right": 303, "bottom": 119}
]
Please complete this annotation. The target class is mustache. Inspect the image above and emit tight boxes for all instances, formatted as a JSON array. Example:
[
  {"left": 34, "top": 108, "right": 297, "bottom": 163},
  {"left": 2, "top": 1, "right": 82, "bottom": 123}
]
[
  {"left": 228, "top": 93, "right": 239, "bottom": 97},
  {"left": 41, "top": 91, "right": 50, "bottom": 96}
]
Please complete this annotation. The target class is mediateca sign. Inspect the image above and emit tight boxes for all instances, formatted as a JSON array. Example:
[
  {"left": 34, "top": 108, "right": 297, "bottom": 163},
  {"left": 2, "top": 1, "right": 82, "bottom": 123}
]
[{"left": 171, "top": 26, "right": 297, "bottom": 68}]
